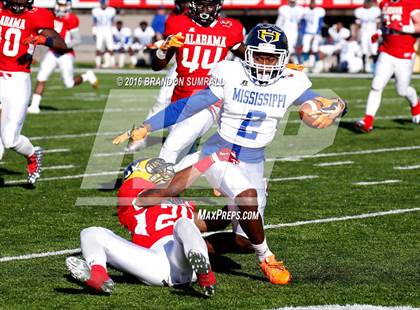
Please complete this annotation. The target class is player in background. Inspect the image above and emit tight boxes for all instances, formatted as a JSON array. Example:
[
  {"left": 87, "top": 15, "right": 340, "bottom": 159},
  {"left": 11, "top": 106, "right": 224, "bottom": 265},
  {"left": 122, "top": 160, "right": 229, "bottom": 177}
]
[
  {"left": 27, "top": 0, "right": 98, "bottom": 114},
  {"left": 301, "top": 0, "right": 325, "bottom": 70},
  {"left": 66, "top": 149, "right": 238, "bottom": 296},
  {"left": 275, "top": 0, "right": 304, "bottom": 63},
  {"left": 112, "top": 20, "right": 133, "bottom": 68},
  {"left": 354, "top": 0, "right": 381, "bottom": 72},
  {"left": 355, "top": 0, "right": 420, "bottom": 132},
  {"left": 145, "top": 0, "right": 245, "bottom": 164},
  {"left": 132, "top": 21, "right": 155, "bottom": 66},
  {"left": 92, "top": 0, "right": 116, "bottom": 68},
  {"left": 125, "top": 0, "right": 189, "bottom": 152},
  {"left": 113, "top": 24, "right": 346, "bottom": 285},
  {"left": 0, "top": 0, "right": 67, "bottom": 184}
]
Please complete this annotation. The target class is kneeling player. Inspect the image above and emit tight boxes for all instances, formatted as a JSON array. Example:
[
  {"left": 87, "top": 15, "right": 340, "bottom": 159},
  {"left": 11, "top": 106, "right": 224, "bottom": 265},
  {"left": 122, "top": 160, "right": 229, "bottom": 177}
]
[
  {"left": 66, "top": 149, "right": 238, "bottom": 296},
  {"left": 28, "top": 0, "right": 98, "bottom": 114}
]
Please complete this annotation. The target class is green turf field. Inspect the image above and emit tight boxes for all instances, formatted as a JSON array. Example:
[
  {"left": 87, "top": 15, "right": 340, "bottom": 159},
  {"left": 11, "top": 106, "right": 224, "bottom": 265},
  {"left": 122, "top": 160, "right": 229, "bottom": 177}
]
[{"left": 0, "top": 73, "right": 419, "bottom": 309}]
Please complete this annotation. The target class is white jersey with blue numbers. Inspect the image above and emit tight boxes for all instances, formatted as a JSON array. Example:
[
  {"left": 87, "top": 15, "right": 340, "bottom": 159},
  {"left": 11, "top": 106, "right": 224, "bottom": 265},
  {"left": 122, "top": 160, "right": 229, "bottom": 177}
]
[
  {"left": 302, "top": 7, "right": 325, "bottom": 34},
  {"left": 209, "top": 61, "right": 312, "bottom": 149},
  {"left": 92, "top": 7, "right": 116, "bottom": 29}
]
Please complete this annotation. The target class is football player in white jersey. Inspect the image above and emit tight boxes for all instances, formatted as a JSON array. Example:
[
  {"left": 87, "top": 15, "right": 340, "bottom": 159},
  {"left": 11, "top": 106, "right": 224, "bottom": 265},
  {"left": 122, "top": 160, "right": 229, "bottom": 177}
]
[
  {"left": 28, "top": 0, "right": 98, "bottom": 114},
  {"left": 113, "top": 24, "right": 346, "bottom": 285},
  {"left": 92, "top": 0, "right": 116, "bottom": 68},
  {"left": 301, "top": 0, "right": 326, "bottom": 69},
  {"left": 275, "top": 0, "right": 304, "bottom": 62},
  {"left": 354, "top": 0, "right": 381, "bottom": 72},
  {"left": 112, "top": 20, "right": 132, "bottom": 68}
]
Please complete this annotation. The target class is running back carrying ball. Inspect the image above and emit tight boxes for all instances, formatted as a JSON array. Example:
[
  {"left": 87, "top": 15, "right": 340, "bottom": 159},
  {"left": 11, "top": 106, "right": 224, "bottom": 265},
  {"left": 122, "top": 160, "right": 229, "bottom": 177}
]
[{"left": 299, "top": 97, "right": 347, "bottom": 128}]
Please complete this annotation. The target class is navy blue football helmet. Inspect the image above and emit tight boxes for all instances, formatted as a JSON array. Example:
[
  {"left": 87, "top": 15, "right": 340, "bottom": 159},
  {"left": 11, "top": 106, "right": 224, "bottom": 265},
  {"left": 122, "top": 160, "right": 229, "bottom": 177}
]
[
  {"left": 242, "top": 24, "right": 289, "bottom": 85},
  {"left": 189, "top": 0, "right": 223, "bottom": 27},
  {"left": 3, "top": 0, "right": 33, "bottom": 14}
]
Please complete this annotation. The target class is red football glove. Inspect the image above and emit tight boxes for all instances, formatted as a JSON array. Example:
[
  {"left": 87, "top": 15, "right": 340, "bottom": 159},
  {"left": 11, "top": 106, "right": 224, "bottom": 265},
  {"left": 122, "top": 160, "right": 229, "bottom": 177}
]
[
  {"left": 387, "top": 19, "right": 403, "bottom": 32},
  {"left": 194, "top": 148, "right": 239, "bottom": 173},
  {"left": 211, "top": 148, "right": 239, "bottom": 164},
  {"left": 23, "top": 34, "right": 47, "bottom": 45},
  {"left": 371, "top": 30, "right": 382, "bottom": 43}
]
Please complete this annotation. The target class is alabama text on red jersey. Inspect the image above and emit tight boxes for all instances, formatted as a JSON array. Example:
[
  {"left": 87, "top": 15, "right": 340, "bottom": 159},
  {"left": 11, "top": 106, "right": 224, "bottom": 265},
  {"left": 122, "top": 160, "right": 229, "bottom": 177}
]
[
  {"left": 164, "top": 13, "right": 244, "bottom": 101},
  {"left": 53, "top": 12, "right": 79, "bottom": 54},
  {"left": 117, "top": 178, "right": 196, "bottom": 249},
  {"left": 379, "top": 0, "right": 419, "bottom": 59},
  {"left": 0, "top": 3, "right": 54, "bottom": 72}
]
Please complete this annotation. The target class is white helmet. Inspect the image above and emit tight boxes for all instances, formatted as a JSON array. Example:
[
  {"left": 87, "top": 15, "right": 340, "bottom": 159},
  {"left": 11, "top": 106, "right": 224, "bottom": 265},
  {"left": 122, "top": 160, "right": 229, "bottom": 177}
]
[{"left": 54, "top": 0, "right": 71, "bottom": 17}]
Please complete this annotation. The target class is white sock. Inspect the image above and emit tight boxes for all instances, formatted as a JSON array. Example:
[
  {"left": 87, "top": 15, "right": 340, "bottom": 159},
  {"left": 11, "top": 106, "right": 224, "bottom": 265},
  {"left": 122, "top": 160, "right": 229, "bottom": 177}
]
[
  {"left": 81, "top": 227, "right": 108, "bottom": 268},
  {"left": 81, "top": 72, "right": 88, "bottom": 82},
  {"left": 118, "top": 54, "right": 125, "bottom": 68},
  {"left": 252, "top": 238, "right": 273, "bottom": 262},
  {"left": 130, "top": 56, "right": 137, "bottom": 66},
  {"left": 173, "top": 218, "right": 210, "bottom": 265},
  {"left": 0, "top": 139, "right": 4, "bottom": 160},
  {"left": 30, "top": 94, "right": 42, "bottom": 109},
  {"left": 95, "top": 56, "right": 101, "bottom": 67},
  {"left": 13, "top": 135, "right": 34, "bottom": 157},
  {"left": 366, "top": 88, "right": 382, "bottom": 117},
  {"left": 110, "top": 54, "right": 115, "bottom": 67},
  {"left": 405, "top": 86, "right": 418, "bottom": 107}
]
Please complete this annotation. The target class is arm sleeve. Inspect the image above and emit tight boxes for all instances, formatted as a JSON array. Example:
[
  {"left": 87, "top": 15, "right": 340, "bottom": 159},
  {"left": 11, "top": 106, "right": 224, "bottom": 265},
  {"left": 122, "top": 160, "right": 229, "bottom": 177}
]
[
  {"left": 35, "top": 9, "right": 54, "bottom": 31},
  {"left": 144, "top": 88, "right": 219, "bottom": 131},
  {"left": 293, "top": 89, "right": 321, "bottom": 105}
]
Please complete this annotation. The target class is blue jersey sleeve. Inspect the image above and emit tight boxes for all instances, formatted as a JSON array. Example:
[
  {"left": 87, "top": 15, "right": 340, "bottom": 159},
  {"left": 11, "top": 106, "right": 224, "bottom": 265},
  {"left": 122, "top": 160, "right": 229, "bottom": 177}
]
[
  {"left": 293, "top": 89, "right": 321, "bottom": 105},
  {"left": 144, "top": 87, "right": 219, "bottom": 131}
]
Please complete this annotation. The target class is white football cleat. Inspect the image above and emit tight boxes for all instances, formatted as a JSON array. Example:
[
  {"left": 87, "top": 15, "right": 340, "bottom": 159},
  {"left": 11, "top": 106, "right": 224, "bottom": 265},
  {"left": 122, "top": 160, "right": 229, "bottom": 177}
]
[
  {"left": 27, "top": 146, "right": 43, "bottom": 184},
  {"left": 85, "top": 70, "right": 99, "bottom": 89},
  {"left": 27, "top": 105, "right": 41, "bottom": 114},
  {"left": 65, "top": 256, "right": 115, "bottom": 294}
]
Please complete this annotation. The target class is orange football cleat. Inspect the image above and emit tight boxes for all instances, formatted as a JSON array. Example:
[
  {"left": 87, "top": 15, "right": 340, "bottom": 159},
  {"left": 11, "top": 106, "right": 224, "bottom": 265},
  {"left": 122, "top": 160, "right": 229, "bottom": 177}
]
[{"left": 260, "top": 255, "right": 292, "bottom": 285}]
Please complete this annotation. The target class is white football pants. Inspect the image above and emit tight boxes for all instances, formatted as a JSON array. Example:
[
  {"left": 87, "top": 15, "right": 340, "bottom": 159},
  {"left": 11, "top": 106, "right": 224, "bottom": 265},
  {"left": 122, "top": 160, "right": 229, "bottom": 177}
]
[
  {"left": 0, "top": 72, "right": 34, "bottom": 160},
  {"left": 80, "top": 218, "right": 208, "bottom": 286},
  {"left": 37, "top": 51, "right": 75, "bottom": 88},
  {"left": 366, "top": 52, "right": 418, "bottom": 117}
]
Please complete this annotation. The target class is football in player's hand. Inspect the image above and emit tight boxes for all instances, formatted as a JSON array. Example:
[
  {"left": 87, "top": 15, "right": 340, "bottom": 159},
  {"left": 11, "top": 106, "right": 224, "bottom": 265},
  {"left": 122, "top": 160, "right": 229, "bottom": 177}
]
[{"left": 299, "top": 100, "right": 323, "bottom": 128}]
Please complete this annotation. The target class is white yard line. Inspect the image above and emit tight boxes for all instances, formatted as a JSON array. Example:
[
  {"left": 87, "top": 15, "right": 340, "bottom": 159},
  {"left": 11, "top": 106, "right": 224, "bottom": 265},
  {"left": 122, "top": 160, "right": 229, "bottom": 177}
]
[
  {"left": 4, "top": 171, "right": 121, "bottom": 185},
  {"left": 353, "top": 180, "right": 401, "bottom": 186},
  {"left": 314, "top": 161, "right": 354, "bottom": 167},
  {"left": 42, "top": 165, "right": 76, "bottom": 171},
  {"left": 43, "top": 148, "right": 70, "bottom": 154},
  {"left": 1, "top": 207, "right": 419, "bottom": 263},
  {"left": 30, "top": 132, "right": 119, "bottom": 141},
  {"left": 31, "top": 107, "right": 148, "bottom": 115},
  {"left": 271, "top": 175, "right": 319, "bottom": 182},
  {"left": 267, "top": 145, "right": 420, "bottom": 162},
  {"left": 394, "top": 164, "right": 420, "bottom": 170},
  {"left": 271, "top": 305, "right": 420, "bottom": 310}
]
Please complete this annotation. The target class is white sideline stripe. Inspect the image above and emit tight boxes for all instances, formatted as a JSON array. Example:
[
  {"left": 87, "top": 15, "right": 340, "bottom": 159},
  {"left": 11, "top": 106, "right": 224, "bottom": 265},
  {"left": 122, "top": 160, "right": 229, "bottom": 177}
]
[
  {"left": 4, "top": 171, "right": 121, "bottom": 185},
  {"left": 1, "top": 207, "right": 419, "bottom": 263},
  {"left": 0, "top": 248, "right": 81, "bottom": 263},
  {"left": 271, "top": 175, "right": 318, "bottom": 182},
  {"left": 315, "top": 161, "right": 354, "bottom": 167},
  {"left": 394, "top": 164, "right": 420, "bottom": 170},
  {"left": 267, "top": 145, "right": 420, "bottom": 162},
  {"left": 271, "top": 305, "right": 420, "bottom": 310},
  {"left": 354, "top": 180, "right": 401, "bottom": 186},
  {"left": 94, "top": 151, "right": 128, "bottom": 157},
  {"left": 42, "top": 165, "right": 76, "bottom": 171}
]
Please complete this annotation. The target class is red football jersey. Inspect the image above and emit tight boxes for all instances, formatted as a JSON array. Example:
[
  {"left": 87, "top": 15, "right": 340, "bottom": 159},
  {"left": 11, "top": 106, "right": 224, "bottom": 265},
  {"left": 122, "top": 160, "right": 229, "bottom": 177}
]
[
  {"left": 117, "top": 178, "right": 195, "bottom": 249},
  {"left": 0, "top": 3, "right": 54, "bottom": 72},
  {"left": 53, "top": 12, "right": 79, "bottom": 54},
  {"left": 164, "top": 14, "right": 244, "bottom": 101},
  {"left": 379, "top": 0, "right": 419, "bottom": 59}
]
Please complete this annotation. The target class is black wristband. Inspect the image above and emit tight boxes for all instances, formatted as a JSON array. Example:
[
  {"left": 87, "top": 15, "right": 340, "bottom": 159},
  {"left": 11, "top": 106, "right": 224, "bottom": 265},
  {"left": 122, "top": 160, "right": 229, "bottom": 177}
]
[{"left": 44, "top": 37, "right": 54, "bottom": 48}]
